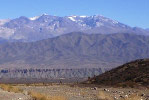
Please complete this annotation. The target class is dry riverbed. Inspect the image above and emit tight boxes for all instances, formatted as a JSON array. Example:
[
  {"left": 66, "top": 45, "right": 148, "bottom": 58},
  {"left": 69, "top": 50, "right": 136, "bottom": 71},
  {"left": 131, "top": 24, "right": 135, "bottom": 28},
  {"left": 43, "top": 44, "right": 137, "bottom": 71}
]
[{"left": 0, "top": 84, "right": 149, "bottom": 100}]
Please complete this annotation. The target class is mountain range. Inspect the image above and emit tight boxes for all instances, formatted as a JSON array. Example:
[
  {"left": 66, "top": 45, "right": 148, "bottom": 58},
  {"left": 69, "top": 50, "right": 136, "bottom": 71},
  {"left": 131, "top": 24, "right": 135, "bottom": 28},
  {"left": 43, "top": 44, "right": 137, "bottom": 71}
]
[
  {"left": 0, "top": 32, "right": 149, "bottom": 69},
  {"left": 0, "top": 14, "right": 149, "bottom": 80},
  {"left": 0, "top": 14, "right": 148, "bottom": 42}
]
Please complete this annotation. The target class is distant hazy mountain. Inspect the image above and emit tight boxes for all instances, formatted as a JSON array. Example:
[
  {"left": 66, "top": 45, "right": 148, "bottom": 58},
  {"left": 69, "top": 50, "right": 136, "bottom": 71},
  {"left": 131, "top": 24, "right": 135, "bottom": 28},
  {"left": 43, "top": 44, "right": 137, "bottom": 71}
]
[
  {"left": 0, "top": 32, "right": 149, "bottom": 69},
  {"left": 0, "top": 14, "right": 148, "bottom": 42}
]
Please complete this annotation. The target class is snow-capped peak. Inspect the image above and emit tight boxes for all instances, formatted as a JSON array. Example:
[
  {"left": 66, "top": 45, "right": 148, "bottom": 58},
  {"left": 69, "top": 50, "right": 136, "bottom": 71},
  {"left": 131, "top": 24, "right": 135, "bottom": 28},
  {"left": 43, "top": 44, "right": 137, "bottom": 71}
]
[{"left": 29, "top": 13, "right": 49, "bottom": 20}]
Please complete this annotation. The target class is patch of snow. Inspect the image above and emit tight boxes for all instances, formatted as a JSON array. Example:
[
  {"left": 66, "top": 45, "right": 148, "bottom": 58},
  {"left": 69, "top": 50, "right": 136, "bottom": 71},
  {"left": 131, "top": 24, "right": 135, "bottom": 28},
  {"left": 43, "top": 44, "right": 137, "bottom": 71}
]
[
  {"left": 68, "top": 17, "right": 76, "bottom": 21},
  {"left": 80, "top": 16, "right": 87, "bottom": 18},
  {"left": 71, "top": 16, "right": 77, "bottom": 18},
  {"left": 112, "top": 20, "right": 118, "bottom": 24},
  {"left": 29, "top": 16, "right": 40, "bottom": 20}
]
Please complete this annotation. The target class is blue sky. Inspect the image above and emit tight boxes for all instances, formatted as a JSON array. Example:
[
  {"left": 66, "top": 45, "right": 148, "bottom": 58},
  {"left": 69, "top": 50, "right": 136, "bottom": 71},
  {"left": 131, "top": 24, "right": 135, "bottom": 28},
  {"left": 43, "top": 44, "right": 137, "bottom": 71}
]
[{"left": 0, "top": 0, "right": 148, "bottom": 28}]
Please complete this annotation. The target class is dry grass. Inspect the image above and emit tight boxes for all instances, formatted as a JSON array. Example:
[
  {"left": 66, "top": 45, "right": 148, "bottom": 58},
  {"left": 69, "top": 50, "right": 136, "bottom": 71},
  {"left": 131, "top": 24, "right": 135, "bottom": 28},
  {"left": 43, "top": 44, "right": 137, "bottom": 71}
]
[
  {"left": 28, "top": 91, "right": 67, "bottom": 100},
  {"left": 0, "top": 84, "right": 23, "bottom": 93},
  {"left": 0, "top": 84, "right": 67, "bottom": 100}
]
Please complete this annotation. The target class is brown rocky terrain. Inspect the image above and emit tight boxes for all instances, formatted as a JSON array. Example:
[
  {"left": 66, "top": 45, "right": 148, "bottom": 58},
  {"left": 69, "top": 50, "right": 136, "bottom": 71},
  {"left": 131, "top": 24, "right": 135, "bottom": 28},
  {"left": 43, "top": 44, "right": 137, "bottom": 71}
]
[{"left": 85, "top": 59, "right": 149, "bottom": 87}]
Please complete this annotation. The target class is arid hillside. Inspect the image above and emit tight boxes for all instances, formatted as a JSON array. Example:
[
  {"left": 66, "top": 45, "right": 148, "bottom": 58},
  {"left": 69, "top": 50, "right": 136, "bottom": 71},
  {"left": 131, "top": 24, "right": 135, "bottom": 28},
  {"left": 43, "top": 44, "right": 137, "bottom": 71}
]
[{"left": 86, "top": 59, "right": 149, "bottom": 87}]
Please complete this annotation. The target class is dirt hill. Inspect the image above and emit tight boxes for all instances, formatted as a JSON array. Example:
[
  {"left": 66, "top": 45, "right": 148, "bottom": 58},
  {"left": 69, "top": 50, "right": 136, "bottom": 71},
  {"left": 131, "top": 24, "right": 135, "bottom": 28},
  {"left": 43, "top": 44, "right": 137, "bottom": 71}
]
[{"left": 85, "top": 59, "right": 149, "bottom": 87}]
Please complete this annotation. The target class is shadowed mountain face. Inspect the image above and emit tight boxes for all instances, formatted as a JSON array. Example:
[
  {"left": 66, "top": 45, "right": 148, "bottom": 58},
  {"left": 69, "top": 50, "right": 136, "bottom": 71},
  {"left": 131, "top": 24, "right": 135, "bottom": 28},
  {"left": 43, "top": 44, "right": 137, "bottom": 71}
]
[
  {"left": 0, "top": 15, "right": 148, "bottom": 42},
  {"left": 0, "top": 32, "right": 149, "bottom": 69},
  {"left": 86, "top": 59, "right": 149, "bottom": 87}
]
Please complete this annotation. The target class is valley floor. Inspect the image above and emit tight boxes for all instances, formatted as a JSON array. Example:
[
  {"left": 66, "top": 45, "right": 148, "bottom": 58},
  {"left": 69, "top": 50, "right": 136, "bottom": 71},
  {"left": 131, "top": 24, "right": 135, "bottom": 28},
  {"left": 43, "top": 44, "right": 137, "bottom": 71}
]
[{"left": 0, "top": 84, "right": 148, "bottom": 100}]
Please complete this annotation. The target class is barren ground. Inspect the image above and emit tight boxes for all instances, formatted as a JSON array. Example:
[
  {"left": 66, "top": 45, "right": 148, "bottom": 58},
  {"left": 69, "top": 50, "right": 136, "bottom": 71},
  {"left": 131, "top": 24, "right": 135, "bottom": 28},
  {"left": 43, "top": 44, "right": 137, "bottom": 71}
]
[
  {"left": 19, "top": 84, "right": 149, "bottom": 100},
  {"left": 0, "top": 84, "right": 148, "bottom": 100}
]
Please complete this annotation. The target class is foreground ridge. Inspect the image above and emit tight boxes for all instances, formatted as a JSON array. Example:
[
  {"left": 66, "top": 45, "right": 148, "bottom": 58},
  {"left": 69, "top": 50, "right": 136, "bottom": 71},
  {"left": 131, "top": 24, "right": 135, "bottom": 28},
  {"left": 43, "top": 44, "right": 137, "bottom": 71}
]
[{"left": 85, "top": 59, "right": 149, "bottom": 87}]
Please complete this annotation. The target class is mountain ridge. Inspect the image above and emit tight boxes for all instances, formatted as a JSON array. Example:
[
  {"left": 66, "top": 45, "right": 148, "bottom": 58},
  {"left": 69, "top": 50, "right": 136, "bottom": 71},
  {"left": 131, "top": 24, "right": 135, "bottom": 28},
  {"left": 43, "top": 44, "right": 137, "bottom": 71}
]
[
  {"left": 0, "top": 32, "right": 149, "bottom": 69},
  {"left": 0, "top": 14, "right": 148, "bottom": 42}
]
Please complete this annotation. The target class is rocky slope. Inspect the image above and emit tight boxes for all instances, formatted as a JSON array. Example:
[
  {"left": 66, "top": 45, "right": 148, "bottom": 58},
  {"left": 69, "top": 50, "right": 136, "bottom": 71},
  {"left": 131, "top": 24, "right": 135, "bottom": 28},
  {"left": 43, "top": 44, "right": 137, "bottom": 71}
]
[{"left": 86, "top": 59, "right": 149, "bottom": 87}]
